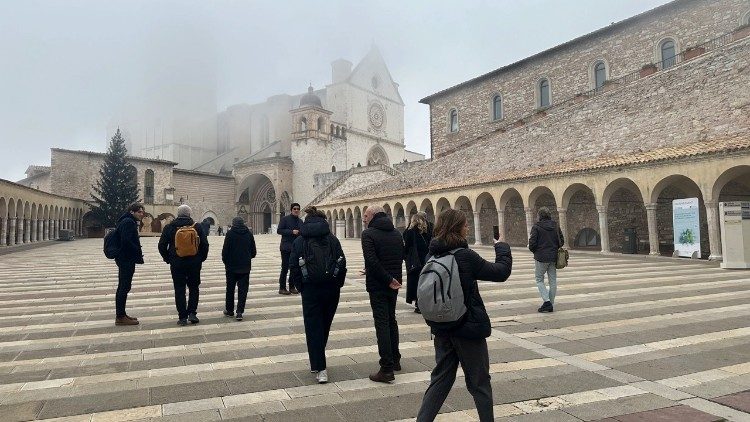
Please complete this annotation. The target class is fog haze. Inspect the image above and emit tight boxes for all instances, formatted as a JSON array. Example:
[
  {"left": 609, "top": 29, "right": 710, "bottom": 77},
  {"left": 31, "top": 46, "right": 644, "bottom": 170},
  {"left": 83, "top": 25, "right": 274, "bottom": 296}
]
[{"left": 0, "top": 0, "right": 670, "bottom": 181}]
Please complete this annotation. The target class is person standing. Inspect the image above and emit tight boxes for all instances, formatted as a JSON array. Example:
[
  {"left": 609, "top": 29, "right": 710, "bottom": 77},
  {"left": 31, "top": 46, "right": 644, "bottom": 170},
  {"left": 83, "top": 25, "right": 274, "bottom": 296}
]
[
  {"left": 158, "top": 205, "right": 209, "bottom": 325},
  {"left": 403, "top": 213, "right": 432, "bottom": 313},
  {"left": 361, "top": 205, "right": 404, "bottom": 383},
  {"left": 528, "top": 206, "right": 564, "bottom": 313},
  {"left": 277, "top": 203, "right": 302, "bottom": 295},
  {"left": 114, "top": 203, "right": 145, "bottom": 326},
  {"left": 289, "top": 206, "right": 347, "bottom": 384},
  {"left": 222, "top": 217, "right": 257, "bottom": 321},
  {"left": 416, "top": 209, "right": 512, "bottom": 422}
]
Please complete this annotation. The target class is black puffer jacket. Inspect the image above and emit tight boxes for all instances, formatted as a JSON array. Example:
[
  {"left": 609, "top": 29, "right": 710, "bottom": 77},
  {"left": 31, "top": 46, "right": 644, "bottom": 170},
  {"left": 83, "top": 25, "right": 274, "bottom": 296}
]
[
  {"left": 429, "top": 238, "right": 512, "bottom": 339},
  {"left": 528, "top": 218, "right": 564, "bottom": 263},
  {"left": 361, "top": 213, "right": 404, "bottom": 292},
  {"left": 289, "top": 216, "right": 347, "bottom": 292},
  {"left": 115, "top": 212, "right": 143, "bottom": 264},
  {"left": 277, "top": 214, "right": 302, "bottom": 253},
  {"left": 222, "top": 223, "right": 257, "bottom": 274},
  {"left": 158, "top": 216, "right": 209, "bottom": 267}
]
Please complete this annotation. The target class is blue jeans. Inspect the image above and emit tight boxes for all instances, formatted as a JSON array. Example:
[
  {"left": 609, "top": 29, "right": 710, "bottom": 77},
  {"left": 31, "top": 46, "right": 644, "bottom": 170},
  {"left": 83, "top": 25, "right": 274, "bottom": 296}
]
[{"left": 534, "top": 260, "right": 557, "bottom": 304}]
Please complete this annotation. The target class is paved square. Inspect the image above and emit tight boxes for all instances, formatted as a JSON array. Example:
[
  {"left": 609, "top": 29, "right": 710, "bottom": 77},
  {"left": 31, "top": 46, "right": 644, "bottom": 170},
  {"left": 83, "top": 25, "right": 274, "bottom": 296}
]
[{"left": 0, "top": 236, "right": 748, "bottom": 421}]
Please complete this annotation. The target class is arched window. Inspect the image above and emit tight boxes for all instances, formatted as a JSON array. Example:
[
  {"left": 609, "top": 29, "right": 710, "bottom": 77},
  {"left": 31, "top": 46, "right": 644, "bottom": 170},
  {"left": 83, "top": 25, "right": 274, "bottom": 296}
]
[
  {"left": 575, "top": 228, "right": 600, "bottom": 247},
  {"left": 491, "top": 95, "right": 502, "bottom": 121},
  {"left": 317, "top": 117, "right": 325, "bottom": 131},
  {"left": 336, "top": 126, "right": 340, "bottom": 137},
  {"left": 538, "top": 79, "right": 550, "bottom": 108},
  {"left": 660, "top": 39, "right": 676, "bottom": 69},
  {"left": 449, "top": 109, "right": 458, "bottom": 132},
  {"left": 144, "top": 169, "right": 154, "bottom": 204},
  {"left": 330, "top": 124, "right": 335, "bottom": 135},
  {"left": 331, "top": 166, "right": 336, "bottom": 172},
  {"left": 594, "top": 61, "right": 607, "bottom": 89},
  {"left": 299, "top": 117, "right": 307, "bottom": 132}
]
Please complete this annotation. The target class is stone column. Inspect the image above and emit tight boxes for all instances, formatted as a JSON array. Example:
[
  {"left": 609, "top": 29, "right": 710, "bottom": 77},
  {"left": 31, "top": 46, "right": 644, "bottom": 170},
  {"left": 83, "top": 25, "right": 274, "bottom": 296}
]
[
  {"left": 8, "top": 218, "right": 16, "bottom": 246},
  {"left": 18, "top": 219, "right": 25, "bottom": 244},
  {"left": 473, "top": 211, "right": 482, "bottom": 245},
  {"left": 29, "top": 219, "right": 35, "bottom": 243},
  {"left": 78, "top": 219, "right": 83, "bottom": 236},
  {"left": 597, "top": 206, "right": 610, "bottom": 253},
  {"left": 557, "top": 208, "right": 569, "bottom": 247},
  {"left": 524, "top": 207, "right": 535, "bottom": 244},
  {"left": 55, "top": 220, "right": 60, "bottom": 238},
  {"left": 705, "top": 201, "right": 722, "bottom": 261},
  {"left": 36, "top": 219, "right": 42, "bottom": 241},
  {"left": 496, "top": 210, "right": 505, "bottom": 242},
  {"left": 51, "top": 220, "right": 56, "bottom": 240},
  {"left": 0, "top": 218, "right": 6, "bottom": 246},
  {"left": 645, "top": 203, "right": 659, "bottom": 256},
  {"left": 44, "top": 219, "right": 49, "bottom": 240}
]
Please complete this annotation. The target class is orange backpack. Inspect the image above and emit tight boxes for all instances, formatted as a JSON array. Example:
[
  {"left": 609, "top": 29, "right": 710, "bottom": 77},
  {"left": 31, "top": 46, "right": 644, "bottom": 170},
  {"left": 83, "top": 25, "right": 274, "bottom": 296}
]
[{"left": 175, "top": 224, "right": 199, "bottom": 257}]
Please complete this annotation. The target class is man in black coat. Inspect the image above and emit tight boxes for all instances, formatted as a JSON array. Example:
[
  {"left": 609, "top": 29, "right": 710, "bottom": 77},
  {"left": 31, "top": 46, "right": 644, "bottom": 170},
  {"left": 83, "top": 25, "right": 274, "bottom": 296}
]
[
  {"left": 114, "top": 203, "right": 145, "bottom": 326},
  {"left": 222, "top": 217, "right": 257, "bottom": 321},
  {"left": 277, "top": 203, "right": 302, "bottom": 295},
  {"left": 159, "top": 204, "right": 209, "bottom": 325},
  {"left": 361, "top": 205, "right": 404, "bottom": 383},
  {"left": 528, "top": 206, "right": 564, "bottom": 313}
]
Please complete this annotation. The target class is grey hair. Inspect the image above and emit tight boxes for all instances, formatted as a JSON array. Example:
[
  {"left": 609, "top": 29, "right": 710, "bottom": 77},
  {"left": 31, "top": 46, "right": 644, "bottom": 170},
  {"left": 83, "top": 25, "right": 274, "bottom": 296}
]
[
  {"left": 537, "top": 206, "right": 551, "bottom": 220},
  {"left": 367, "top": 205, "right": 384, "bottom": 215},
  {"left": 177, "top": 204, "right": 192, "bottom": 217}
]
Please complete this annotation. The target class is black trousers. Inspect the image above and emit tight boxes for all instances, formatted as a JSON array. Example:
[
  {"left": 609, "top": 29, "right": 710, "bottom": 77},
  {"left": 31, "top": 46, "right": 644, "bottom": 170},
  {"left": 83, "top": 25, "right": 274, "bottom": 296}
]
[
  {"left": 278, "top": 251, "right": 291, "bottom": 290},
  {"left": 301, "top": 285, "right": 341, "bottom": 371},
  {"left": 406, "top": 270, "right": 419, "bottom": 304},
  {"left": 170, "top": 264, "right": 201, "bottom": 320},
  {"left": 115, "top": 260, "right": 136, "bottom": 317},
  {"left": 417, "top": 336, "right": 493, "bottom": 422},
  {"left": 225, "top": 271, "right": 249, "bottom": 314},
  {"left": 368, "top": 289, "right": 401, "bottom": 371}
]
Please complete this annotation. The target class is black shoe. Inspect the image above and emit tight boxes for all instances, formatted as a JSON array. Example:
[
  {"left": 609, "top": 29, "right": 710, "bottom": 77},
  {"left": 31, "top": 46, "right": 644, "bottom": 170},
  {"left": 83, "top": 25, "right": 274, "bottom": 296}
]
[
  {"left": 188, "top": 313, "right": 200, "bottom": 324},
  {"left": 223, "top": 310, "right": 234, "bottom": 317},
  {"left": 538, "top": 301, "right": 553, "bottom": 313},
  {"left": 177, "top": 319, "right": 188, "bottom": 326},
  {"left": 369, "top": 370, "right": 395, "bottom": 383},
  {"left": 279, "top": 288, "right": 291, "bottom": 295},
  {"left": 235, "top": 313, "right": 243, "bottom": 321},
  {"left": 289, "top": 286, "right": 299, "bottom": 294}
]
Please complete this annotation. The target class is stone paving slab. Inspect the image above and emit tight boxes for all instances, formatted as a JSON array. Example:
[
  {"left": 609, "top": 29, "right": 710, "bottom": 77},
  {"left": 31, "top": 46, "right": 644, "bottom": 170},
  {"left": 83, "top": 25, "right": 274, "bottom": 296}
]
[{"left": 0, "top": 236, "right": 748, "bottom": 421}]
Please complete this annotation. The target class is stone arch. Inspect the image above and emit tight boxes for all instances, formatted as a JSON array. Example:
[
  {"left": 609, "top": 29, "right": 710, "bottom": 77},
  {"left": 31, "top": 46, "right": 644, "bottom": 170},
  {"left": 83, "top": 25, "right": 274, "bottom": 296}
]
[
  {"left": 383, "top": 203, "right": 392, "bottom": 217},
  {"left": 499, "top": 188, "right": 526, "bottom": 246},
  {"left": 237, "top": 173, "right": 277, "bottom": 234},
  {"left": 650, "top": 174, "right": 708, "bottom": 257},
  {"left": 405, "top": 201, "right": 418, "bottom": 218},
  {"left": 393, "top": 202, "right": 406, "bottom": 231},
  {"left": 82, "top": 210, "right": 104, "bottom": 238},
  {"left": 528, "top": 186, "right": 559, "bottom": 222},
  {"left": 710, "top": 165, "right": 750, "bottom": 203},
  {"left": 562, "top": 183, "right": 600, "bottom": 250},
  {"left": 454, "top": 196, "right": 476, "bottom": 244},
  {"left": 346, "top": 209, "right": 354, "bottom": 239},
  {"left": 366, "top": 144, "right": 389, "bottom": 167},
  {"left": 201, "top": 210, "right": 219, "bottom": 235},
  {"left": 419, "top": 198, "right": 435, "bottom": 223},
  {"left": 476, "top": 192, "right": 498, "bottom": 244},
  {"left": 353, "top": 206, "right": 362, "bottom": 237},
  {"left": 603, "top": 178, "right": 648, "bottom": 254},
  {"left": 435, "top": 197, "right": 451, "bottom": 216}
]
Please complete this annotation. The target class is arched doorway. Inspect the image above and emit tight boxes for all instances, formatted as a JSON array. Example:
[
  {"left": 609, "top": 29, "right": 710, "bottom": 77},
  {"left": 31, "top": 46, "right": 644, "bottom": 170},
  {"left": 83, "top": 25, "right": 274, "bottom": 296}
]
[
  {"left": 237, "top": 173, "right": 277, "bottom": 234},
  {"left": 367, "top": 144, "right": 389, "bottom": 166},
  {"left": 476, "top": 192, "right": 498, "bottom": 244},
  {"left": 603, "top": 178, "right": 647, "bottom": 254},
  {"left": 562, "top": 184, "right": 600, "bottom": 251},
  {"left": 499, "top": 188, "right": 526, "bottom": 246},
  {"left": 651, "top": 175, "right": 708, "bottom": 257}
]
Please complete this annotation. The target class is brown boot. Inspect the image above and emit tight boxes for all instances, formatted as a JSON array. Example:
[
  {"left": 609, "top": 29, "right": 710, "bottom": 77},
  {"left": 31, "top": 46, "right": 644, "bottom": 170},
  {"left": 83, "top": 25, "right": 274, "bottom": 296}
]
[
  {"left": 289, "top": 286, "right": 299, "bottom": 295},
  {"left": 125, "top": 315, "right": 138, "bottom": 321},
  {"left": 115, "top": 316, "right": 139, "bottom": 326},
  {"left": 369, "top": 369, "right": 395, "bottom": 383}
]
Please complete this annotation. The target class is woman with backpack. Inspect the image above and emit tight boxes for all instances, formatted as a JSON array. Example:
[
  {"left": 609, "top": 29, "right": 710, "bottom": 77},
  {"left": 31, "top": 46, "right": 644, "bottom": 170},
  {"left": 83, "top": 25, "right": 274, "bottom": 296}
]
[
  {"left": 288, "top": 206, "right": 347, "bottom": 384},
  {"left": 403, "top": 213, "right": 432, "bottom": 313},
  {"left": 416, "top": 209, "right": 512, "bottom": 422}
]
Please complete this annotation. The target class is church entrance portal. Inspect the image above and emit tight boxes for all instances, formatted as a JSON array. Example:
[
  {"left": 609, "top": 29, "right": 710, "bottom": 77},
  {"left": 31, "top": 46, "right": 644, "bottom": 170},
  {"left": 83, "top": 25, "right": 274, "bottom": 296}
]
[{"left": 237, "top": 173, "right": 278, "bottom": 234}]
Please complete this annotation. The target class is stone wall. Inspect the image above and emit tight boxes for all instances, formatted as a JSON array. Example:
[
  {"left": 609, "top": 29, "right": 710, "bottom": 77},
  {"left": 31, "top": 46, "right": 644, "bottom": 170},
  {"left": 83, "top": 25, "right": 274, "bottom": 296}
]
[
  {"left": 48, "top": 149, "right": 174, "bottom": 203},
  {"left": 172, "top": 169, "right": 236, "bottom": 228},
  {"left": 426, "top": 0, "right": 749, "bottom": 158}
]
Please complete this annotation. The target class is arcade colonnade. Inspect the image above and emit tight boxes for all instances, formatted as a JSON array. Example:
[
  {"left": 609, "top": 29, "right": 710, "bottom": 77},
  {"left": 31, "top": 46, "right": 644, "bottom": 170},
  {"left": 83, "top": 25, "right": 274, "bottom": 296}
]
[
  {"left": 0, "top": 180, "right": 88, "bottom": 247},
  {"left": 318, "top": 155, "right": 750, "bottom": 260}
]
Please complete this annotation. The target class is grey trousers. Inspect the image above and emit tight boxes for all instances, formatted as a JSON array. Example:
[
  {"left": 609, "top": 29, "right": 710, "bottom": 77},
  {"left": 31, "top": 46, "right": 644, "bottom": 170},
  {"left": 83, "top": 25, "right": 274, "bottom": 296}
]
[
  {"left": 534, "top": 260, "right": 557, "bottom": 304},
  {"left": 417, "top": 335, "right": 493, "bottom": 422}
]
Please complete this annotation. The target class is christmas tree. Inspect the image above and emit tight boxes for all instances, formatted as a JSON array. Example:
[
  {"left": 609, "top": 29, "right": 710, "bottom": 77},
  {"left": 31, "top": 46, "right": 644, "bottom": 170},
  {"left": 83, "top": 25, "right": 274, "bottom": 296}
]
[{"left": 90, "top": 129, "right": 140, "bottom": 227}]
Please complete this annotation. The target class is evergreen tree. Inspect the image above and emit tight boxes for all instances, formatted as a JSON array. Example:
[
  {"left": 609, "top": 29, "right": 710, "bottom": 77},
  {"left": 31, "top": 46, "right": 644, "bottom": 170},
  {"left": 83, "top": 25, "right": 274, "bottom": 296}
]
[{"left": 90, "top": 129, "right": 140, "bottom": 227}]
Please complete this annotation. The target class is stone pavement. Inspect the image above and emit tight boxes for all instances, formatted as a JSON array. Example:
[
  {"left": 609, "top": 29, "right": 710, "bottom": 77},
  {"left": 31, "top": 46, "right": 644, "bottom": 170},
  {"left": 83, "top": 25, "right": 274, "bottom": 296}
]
[{"left": 0, "top": 235, "right": 749, "bottom": 422}]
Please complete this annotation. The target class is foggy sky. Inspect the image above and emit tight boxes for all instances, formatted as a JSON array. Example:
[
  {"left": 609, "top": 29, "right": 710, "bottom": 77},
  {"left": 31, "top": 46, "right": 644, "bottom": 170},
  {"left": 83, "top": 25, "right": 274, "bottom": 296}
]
[{"left": 0, "top": 0, "right": 671, "bottom": 182}]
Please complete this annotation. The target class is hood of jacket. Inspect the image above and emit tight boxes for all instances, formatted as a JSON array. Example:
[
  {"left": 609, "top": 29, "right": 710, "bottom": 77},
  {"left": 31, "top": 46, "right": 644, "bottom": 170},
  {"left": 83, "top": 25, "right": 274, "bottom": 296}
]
[
  {"left": 117, "top": 212, "right": 137, "bottom": 224},
  {"left": 536, "top": 218, "right": 557, "bottom": 231},
  {"left": 172, "top": 216, "right": 195, "bottom": 228},
  {"left": 429, "top": 237, "right": 469, "bottom": 255},
  {"left": 300, "top": 215, "right": 330, "bottom": 238},
  {"left": 367, "top": 212, "right": 395, "bottom": 231}
]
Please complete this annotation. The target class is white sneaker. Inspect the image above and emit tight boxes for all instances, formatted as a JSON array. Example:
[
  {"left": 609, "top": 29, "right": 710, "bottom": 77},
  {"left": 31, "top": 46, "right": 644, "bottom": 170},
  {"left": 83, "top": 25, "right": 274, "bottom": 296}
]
[{"left": 316, "top": 369, "right": 328, "bottom": 384}]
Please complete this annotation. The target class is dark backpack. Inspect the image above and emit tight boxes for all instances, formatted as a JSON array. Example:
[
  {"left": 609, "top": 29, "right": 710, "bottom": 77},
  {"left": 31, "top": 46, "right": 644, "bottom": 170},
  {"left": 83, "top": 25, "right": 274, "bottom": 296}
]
[
  {"left": 299, "top": 236, "right": 344, "bottom": 284},
  {"left": 103, "top": 229, "right": 120, "bottom": 259}
]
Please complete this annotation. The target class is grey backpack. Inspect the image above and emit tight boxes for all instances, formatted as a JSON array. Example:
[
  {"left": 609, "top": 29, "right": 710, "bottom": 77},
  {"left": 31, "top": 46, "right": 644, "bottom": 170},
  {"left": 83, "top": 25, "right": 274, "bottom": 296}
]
[{"left": 417, "top": 248, "right": 466, "bottom": 323}]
